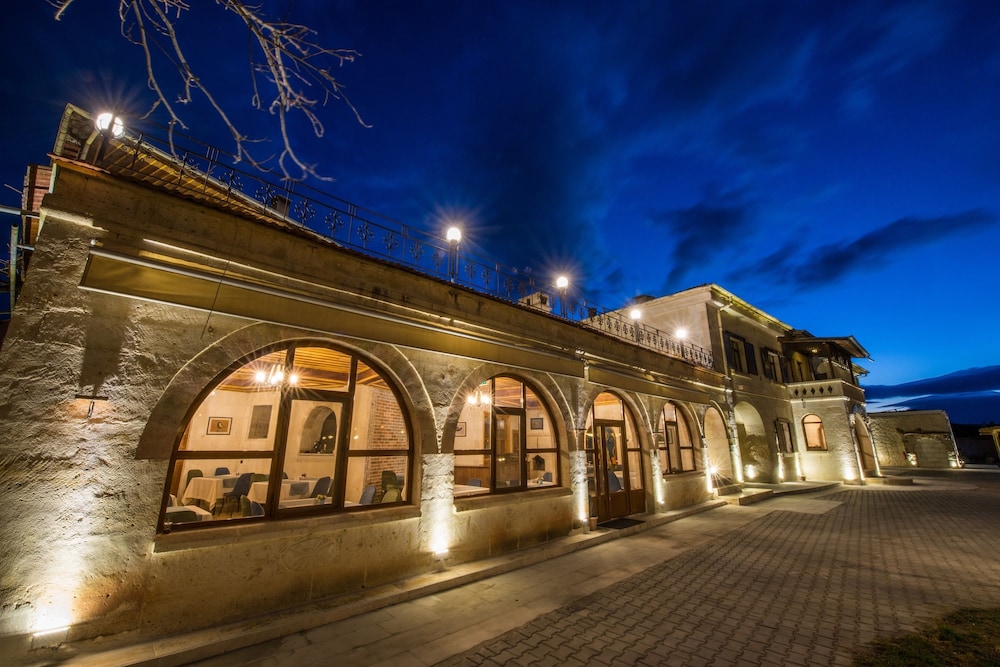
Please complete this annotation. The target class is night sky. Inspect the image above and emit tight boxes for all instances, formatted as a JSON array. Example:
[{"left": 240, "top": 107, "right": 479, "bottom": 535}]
[{"left": 1, "top": 1, "right": 998, "bottom": 423}]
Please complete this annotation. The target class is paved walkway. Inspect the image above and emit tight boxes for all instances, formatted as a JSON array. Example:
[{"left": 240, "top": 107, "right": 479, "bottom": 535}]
[{"left": 67, "top": 470, "right": 1000, "bottom": 666}]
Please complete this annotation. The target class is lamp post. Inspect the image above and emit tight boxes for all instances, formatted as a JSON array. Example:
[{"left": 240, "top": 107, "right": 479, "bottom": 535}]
[
  {"left": 556, "top": 275, "right": 569, "bottom": 317},
  {"left": 94, "top": 112, "right": 124, "bottom": 163},
  {"left": 446, "top": 226, "right": 461, "bottom": 282},
  {"left": 629, "top": 308, "right": 642, "bottom": 343}
]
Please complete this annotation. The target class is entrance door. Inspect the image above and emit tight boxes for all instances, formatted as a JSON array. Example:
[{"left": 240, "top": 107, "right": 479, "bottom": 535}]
[
  {"left": 587, "top": 421, "right": 636, "bottom": 522},
  {"left": 493, "top": 412, "right": 524, "bottom": 489}
]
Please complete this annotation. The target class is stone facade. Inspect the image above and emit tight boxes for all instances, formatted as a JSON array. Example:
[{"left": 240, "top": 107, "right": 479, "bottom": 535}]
[
  {"left": 0, "top": 106, "right": 874, "bottom": 661},
  {"left": 868, "top": 410, "right": 961, "bottom": 469}
]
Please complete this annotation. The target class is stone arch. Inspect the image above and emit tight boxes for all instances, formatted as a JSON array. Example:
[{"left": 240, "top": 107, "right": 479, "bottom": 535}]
[
  {"left": 734, "top": 401, "right": 773, "bottom": 482},
  {"left": 444, "top": 364, "right": 573, "bottom": 459},
  {"left": 137, "top": 322, "right": 434, "bottom": 461},
  {"left": 703, "top": 404, "right": 734, "bottom": 483}
]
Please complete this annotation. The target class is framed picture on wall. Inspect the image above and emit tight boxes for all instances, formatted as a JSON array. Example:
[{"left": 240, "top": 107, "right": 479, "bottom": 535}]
[
  {"left": 207, "top": 417, "right": 232, "bottom": 435},
  {"left": 456, "top": 422, "right": 467, "bottom": 437},
  {"left": 530, "top": 417, "right": 544, "bottom": 430}
]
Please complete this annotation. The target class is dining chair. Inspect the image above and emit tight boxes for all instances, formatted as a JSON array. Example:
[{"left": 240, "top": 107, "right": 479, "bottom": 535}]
[
  {"left": 185, "top": 469, "right": 203, "bottom": 486},
  {"left": 468, "top": 478, "right": 482, "bottom": 487},
  {"left": 310, "top": 476, "right": 332, "bottom": 498},
  {"left": 542, "top": 472, "right": 553, "bottom": 483},
  {"left": 251, "top": 473, "right": 269, "bottom": 484},
  {"left": 359, "top": 485, "right": 377, "bottom": 505},
  {"left": 219, "top": 473, "right": 253, "bottom": 515},
  {"left": 381, "top": 486, "right": 402, "bottom": 503},
  {"left": 214, "top": 467, "right": 230, "bottom": 475},
  {"left": 239, "top": 495, "right": 266, "bottom": 517}
]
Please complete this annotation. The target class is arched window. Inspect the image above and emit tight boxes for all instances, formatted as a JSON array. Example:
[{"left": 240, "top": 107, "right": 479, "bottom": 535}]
[
  {"left": 160, "top": 343, "right": 412, "bottom": 529},
  {"left": 656, "top": 402, "right": 698, "bottom": 474},
  {"left": 802, "top": 414, "right": 827, "bottom": 451},
  {"left": 453, "top": 375, "right": 559, "bottom": 496}
]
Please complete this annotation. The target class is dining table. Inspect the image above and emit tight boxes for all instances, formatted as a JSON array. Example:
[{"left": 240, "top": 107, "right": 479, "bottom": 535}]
[
  {"left": 165, "top": 505, "right": 213, "bottom": 522},
  {"left": 180, "top": 475, "right": 238, "bottom": 510},
  {"left": 454, "top": 483, "right": 490, "bottom": 497}
]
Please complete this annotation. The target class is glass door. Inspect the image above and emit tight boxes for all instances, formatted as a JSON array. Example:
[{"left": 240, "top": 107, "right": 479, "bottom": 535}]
[
  {"left": 588, "top": 421, "right": 632, "bottom": 522},
  {"left": 493, "top": 412, "right": 524, "bottom": 490}
]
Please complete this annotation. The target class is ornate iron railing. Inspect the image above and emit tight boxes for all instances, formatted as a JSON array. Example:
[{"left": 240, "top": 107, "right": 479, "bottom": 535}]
[{"left": 93, "top": 123, "right": 713, "bottom": 369}]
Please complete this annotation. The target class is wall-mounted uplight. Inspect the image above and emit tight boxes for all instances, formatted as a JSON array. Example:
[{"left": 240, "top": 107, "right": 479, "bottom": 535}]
[
  {"left": 675, "top": 327, "right": 688, "bottom": 340},
  {"left": 629, "top": 308, "right": 642, "bottom": 320},
  {"left": 95, "top": 112, "right": 124, "bottom": 138}
]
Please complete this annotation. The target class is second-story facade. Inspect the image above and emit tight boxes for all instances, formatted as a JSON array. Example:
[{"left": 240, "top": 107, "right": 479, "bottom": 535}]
[{"left": 610, "top": 285, "right": 876, "bottom": 484}]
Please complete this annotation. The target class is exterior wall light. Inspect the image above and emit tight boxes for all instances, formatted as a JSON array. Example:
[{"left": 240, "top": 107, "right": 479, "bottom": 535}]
[{"left": 675, "top": 327, "right": 688, "bottom": 339}]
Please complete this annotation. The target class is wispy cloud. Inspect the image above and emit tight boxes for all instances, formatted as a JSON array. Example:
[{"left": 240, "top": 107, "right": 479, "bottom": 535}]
[
  {"left": 864, "top": 365, "right": 1000, "bottom": 399},
  {"left": 731, "top": 209, "right": 996, "bottom": 290}
]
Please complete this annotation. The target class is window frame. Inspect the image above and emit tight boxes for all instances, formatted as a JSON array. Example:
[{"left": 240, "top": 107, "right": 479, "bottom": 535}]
[
  {"left": 802, "top": 414, "right": 828, "bottom": 451},
  {"left": 453, "top": 375, "right": 560, "bottom": 495},
  {"left": 160, "top": 341, "right": 413, "bottom": 532}
]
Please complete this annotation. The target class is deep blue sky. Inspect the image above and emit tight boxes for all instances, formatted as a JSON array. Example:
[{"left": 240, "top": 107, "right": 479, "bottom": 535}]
[{"left": 2, "top": 1, "right": 998, "bottom": 422}]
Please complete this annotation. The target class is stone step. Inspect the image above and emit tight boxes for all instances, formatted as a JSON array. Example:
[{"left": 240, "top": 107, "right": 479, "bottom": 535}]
[{"left": 721, "top": 488, "right": 773, "bottom": 505}]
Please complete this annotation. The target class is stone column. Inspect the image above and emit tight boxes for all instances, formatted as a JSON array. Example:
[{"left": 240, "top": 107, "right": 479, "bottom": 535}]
[{"left": 419, "top": 452, "right": 455, "bottom": 558}]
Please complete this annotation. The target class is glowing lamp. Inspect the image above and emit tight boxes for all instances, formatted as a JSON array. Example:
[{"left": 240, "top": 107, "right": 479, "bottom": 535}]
[{"left": 95, "top": 112, "right": 124, "bottom": 138}]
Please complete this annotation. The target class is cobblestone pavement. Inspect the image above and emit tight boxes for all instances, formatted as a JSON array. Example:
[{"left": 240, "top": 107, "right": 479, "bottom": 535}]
[
  {"left": 437, "top": 479, "right": 1000, "bottom": 667},
  {"left": 186, "top": 473, "right": 1000, "bottom": 667}
]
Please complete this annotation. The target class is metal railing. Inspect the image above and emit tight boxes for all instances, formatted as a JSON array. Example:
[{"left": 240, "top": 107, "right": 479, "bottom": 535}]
[{"left": 91, "top": 123, "right": 713, "bottom": 370}]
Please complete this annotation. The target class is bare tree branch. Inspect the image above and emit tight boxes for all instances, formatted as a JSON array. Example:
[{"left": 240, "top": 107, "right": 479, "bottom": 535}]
[{"left": 51, "top": 0, "right": 369, "bottom": 181}]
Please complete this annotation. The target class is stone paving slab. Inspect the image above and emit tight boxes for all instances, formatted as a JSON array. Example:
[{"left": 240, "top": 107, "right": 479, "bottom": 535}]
[
  {"left": 437, "top": 480, "right": 1000, "bottom": 666},
  {"left": 56, "top": 473, "right": 1000, "bottom": 666}
]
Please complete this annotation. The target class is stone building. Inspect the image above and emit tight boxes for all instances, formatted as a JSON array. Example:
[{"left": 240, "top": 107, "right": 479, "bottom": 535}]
[
  {"left": 868, "top": 410, "right": 962, "bottom": 468},
  {"left": 0, "top": 105, "right": 874, "bottom": 660}
]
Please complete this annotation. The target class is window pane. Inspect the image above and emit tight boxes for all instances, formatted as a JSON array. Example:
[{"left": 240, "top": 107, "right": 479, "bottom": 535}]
[
  {"left": 280, "top": 399, "right": 343, "bottom": 506},
  {"left": 493, "top": 376, "right": 522, "bottom": 408},
  {"left": 681, "top": 449, "right": 696, "bottom": 470},
  {"left": 495, "top": 413, "right": 522, "bottom": 488},
  {"left": 290, "top": 346, "right": 352, "bottom": 392},
  {"left": 350, "top": 383, "right": 408, "bottom": 451},
  {"left": 593, "top": 392, "right": 623, "bottom": 420},
  {"left": 181, "top": 359, "right": 282, "bottom": 454},
  {"left": 525, "top": 386, "right": 557, "bottom": 486},
  {"left": 345, "top": 455, "right": 407, "bottom": 506},
  {"left": 627, "top": 449, "right": 643, "bottom": 489},
  {"left": 169, "top": 458, "right": 271, "bottom": 521}
]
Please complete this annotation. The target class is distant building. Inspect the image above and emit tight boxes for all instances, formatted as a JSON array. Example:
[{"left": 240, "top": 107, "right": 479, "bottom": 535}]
[
  {"left": 0, "top": 105, "right": 877, "bottom": 660},
  {"left": 867, "top": 410, "right": 962, "bottom": 468}
]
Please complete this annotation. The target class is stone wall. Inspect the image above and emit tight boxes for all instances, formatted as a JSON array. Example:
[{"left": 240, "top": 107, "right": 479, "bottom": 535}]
[
  {"left": 868, "top": 411, "right": 960, "bottom": 469},
  {"left": 0, "top": 158, "right": 729, "bottom": 661}
]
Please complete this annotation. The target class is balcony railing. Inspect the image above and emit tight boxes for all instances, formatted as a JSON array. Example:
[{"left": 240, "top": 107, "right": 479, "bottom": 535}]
[{"left": 82, "top": 120, "right": 713, "bottom": 370}]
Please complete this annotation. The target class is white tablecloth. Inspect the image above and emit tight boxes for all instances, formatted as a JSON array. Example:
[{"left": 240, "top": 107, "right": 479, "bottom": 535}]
[{"left": 181, "top": 475, "right": 238, "bottom": 509}]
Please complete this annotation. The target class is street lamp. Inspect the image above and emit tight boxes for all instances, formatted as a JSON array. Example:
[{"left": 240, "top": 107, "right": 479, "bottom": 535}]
[
  {"left": 556, "top": 275, "right": 569, "bottom": 317},
  {"left": 629, "top": 308, "right": 642, "bottom": 342},
  {"left": 446, "top": 226, "right": 461, "bottom": 282}
]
